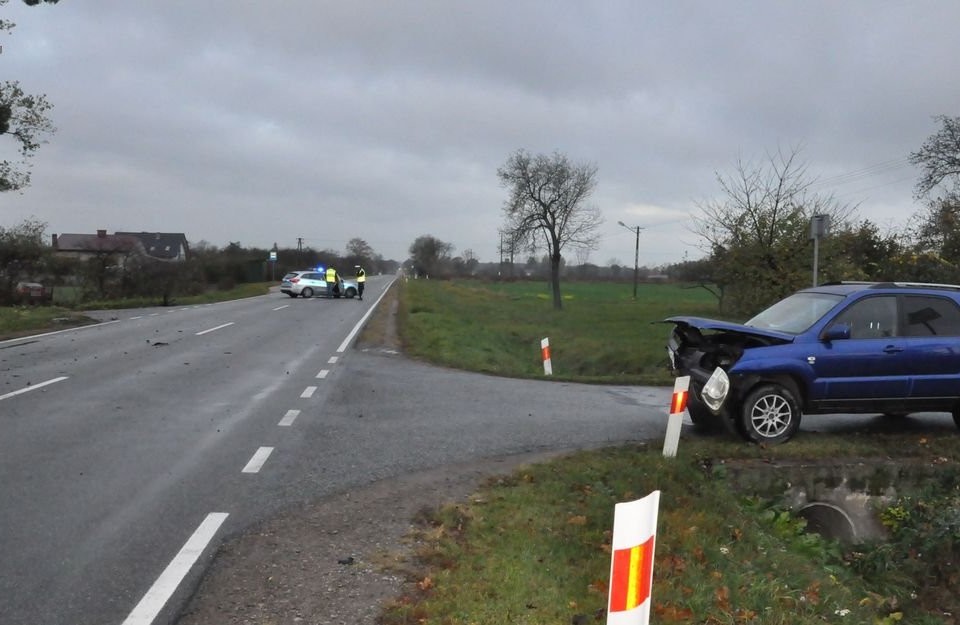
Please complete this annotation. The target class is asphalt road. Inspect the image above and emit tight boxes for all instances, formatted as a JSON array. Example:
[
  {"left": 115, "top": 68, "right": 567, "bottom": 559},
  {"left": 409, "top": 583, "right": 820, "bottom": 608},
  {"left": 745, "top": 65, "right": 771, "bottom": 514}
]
[{"left": 0, "top": 276, "right": 674, "bottom": 625}]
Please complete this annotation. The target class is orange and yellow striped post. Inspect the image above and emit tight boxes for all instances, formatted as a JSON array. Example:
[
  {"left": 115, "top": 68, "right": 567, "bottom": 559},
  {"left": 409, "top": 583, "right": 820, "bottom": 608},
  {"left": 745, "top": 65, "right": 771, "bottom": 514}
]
[
  {"left": 662, "top": 375, "right": 690, "bottom": 457},
  {"left": 607, "top": 490, "right": 660, "bottom": 625},
  {"left": 540, "top": 337, "right": 553, "bottom": 376}
]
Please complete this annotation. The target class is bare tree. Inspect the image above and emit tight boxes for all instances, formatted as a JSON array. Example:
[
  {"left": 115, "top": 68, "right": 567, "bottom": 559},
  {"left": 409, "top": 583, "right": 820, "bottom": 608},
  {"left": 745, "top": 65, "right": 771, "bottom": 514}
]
[
  {"left": 498, "top": 149, "right": 601, "bottom": 309},
  {"left": 692, "top": 146, "right": 854, "bottom": 313},
  {"left": 910, "top": 115, "right": 960, "bottom": 199}
]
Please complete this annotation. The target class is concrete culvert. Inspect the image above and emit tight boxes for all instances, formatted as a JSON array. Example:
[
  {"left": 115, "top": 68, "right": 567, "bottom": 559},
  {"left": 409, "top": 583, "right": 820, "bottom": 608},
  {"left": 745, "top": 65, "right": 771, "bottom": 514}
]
[{"left": 798, "top": 503, "right": 857, "bottom": 543}]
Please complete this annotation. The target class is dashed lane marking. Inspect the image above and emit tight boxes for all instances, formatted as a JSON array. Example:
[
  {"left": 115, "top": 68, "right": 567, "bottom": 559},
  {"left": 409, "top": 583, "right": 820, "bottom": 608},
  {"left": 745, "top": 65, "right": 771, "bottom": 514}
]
[
  {"left": 0, "top": 376, "right": 69, "bottom": 401},
  {"left": 300, "top": 386, "right": 317, "bottom": 398},
  {"left": 241, "top": 447, "right": 274, "bottom": 473},
  {"left": 195, "top": 322, "right": 235, "bottom": 336},
  {"left": 278, "top": 409, "right": 300, "bottom": 427},
  {"left": 316, "top": 370, "right": 329, "bottom": 379}
]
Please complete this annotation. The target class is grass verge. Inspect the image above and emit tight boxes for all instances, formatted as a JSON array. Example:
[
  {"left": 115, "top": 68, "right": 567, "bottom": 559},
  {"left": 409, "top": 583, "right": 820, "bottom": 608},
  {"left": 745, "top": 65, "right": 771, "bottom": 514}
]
[
  {"left": 0, "top": 282, "right": 273, "bottom": 340},
  {"left": 382, "top": 437, "right": 960, "bottom": 625}
]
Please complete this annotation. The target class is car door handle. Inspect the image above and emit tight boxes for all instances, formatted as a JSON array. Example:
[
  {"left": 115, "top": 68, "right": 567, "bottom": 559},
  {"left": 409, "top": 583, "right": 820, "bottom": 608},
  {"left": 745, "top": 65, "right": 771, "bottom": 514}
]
[{"left": 883, "top": 345, "right": 903, "bottom": 354}]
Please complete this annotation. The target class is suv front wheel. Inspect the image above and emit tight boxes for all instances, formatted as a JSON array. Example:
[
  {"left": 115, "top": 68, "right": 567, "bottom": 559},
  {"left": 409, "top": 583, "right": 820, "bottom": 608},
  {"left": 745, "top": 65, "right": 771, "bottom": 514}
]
[{"left": 740, "top": 384, "right": 801, "bottom": 445}]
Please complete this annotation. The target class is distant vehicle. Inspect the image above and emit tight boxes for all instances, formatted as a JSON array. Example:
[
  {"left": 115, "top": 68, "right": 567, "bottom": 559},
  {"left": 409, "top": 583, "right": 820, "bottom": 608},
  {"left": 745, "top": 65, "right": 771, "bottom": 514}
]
[
  {"left": 13, "top": 281, "right": 49, "bottom": 303},
  {"left": 665, "top": 281, "right": 960, "bottom": 444},
  {"left": 280, "top": 270, "right": 358, "bottom": 299}
]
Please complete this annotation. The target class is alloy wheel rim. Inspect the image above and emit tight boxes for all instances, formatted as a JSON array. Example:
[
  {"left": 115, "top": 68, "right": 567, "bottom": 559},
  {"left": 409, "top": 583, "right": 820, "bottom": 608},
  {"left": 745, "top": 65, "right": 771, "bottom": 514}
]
[{"left": 750, "top": 394, "right": 792, "bottom": 437}]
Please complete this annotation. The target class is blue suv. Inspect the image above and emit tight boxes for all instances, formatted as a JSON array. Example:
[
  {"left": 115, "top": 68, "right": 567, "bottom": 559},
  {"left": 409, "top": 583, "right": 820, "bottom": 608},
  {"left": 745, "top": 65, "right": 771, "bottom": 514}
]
[{"left": 665, "top": 282, "right": 960, "bottom": 444}]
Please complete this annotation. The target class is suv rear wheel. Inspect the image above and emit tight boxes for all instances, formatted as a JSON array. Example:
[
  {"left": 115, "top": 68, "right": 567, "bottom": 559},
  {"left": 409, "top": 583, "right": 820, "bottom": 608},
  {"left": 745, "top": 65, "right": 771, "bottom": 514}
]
[
  {"left": 302, "top": 287, "right": 313, "bottom": 298},
  {"left": 740, "top": 384, "right": 801, "bottom": 445}
]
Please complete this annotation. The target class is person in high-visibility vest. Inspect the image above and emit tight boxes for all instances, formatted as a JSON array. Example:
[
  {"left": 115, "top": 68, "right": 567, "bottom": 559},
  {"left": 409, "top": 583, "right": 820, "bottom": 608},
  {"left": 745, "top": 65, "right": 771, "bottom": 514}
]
[
  {"left": 325, "top": 266, "right": 339, "bottom": 297},
  {"left": 355, "top": 265, "right": 366, "bottom": 300}
]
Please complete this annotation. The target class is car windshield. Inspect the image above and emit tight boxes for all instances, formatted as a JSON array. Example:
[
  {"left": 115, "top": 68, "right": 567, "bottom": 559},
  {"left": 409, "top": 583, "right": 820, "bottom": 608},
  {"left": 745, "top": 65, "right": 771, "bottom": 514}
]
[{"left": 745, "top": 292, "right": 845, "bottom": 334}]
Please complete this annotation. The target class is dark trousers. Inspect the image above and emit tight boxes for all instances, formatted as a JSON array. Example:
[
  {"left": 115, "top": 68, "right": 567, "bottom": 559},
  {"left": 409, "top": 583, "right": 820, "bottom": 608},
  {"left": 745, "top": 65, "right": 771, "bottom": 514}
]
[{"left": 358, "top": 282, "right": 365, "bottom": 299}]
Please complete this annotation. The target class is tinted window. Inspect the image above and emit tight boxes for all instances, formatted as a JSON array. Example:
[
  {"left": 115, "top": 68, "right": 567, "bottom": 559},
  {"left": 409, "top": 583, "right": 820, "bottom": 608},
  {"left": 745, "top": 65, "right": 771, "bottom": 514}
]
[
  {"left": 901, "top": 295, "right": 960, "bottom": 336},
  {"left": 829, "top": 296, "right": 898, "bottom": 339},
  {"left": 746, "top": 292, "right": 844, "bottom": 334}
]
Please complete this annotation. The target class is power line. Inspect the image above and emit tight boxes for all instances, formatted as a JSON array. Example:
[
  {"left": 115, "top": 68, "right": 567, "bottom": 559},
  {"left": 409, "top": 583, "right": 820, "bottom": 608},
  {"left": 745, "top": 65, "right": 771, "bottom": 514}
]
[{"left": 810, "top": 156, "right": 913, "bottom": 191}]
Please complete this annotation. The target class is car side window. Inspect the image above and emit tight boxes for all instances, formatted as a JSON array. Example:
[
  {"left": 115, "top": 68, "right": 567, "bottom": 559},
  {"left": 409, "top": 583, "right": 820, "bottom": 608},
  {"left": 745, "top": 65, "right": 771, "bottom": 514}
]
[
  {"left": 829, "top": 296, "right": 898, "bottom": 339},
  {"left": 901, "top": 295, "right": 960, "bottom": 336}
]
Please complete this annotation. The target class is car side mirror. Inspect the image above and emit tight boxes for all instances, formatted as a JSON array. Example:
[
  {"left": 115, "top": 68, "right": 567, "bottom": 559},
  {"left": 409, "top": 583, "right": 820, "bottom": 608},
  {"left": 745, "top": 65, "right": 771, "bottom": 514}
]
[{"left": 821, "top": 323, "right": 851, "bottom": 342}]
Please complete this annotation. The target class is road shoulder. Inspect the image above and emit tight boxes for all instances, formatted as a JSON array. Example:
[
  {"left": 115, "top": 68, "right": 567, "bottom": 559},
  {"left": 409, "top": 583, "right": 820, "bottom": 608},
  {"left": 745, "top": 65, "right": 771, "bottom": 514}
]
[{"left": 176, "top": 451, "right": 565, "bottom": 625}]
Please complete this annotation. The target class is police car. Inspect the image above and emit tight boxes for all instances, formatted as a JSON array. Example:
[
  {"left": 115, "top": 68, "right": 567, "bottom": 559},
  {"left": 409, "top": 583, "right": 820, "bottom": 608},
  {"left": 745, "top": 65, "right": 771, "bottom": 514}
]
[{"left": 280, "top": 269, "right": 358, "bottom": 298}]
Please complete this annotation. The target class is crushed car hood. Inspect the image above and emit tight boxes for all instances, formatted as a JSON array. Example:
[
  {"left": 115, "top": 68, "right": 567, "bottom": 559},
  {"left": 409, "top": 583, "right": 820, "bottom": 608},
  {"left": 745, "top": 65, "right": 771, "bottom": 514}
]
[{"left": 663, "top": 316, "right": 795, "bottom": 344}]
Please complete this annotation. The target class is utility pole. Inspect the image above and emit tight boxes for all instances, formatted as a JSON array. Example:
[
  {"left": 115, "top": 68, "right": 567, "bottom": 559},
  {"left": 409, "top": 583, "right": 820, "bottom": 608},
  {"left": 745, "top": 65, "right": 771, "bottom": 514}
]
[
  {"left": 617, "top": 221, "right": 644, "bottom": 299},
  {"left": 297, "top": 237, "right": 303, "bottom": 267}
]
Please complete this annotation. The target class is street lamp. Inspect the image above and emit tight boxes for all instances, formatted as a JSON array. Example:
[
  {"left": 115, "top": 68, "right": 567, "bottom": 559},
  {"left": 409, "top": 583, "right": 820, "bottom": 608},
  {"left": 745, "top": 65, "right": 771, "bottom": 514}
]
[{"left": 617, "top": 221, "right": 644, "bottom": 299}]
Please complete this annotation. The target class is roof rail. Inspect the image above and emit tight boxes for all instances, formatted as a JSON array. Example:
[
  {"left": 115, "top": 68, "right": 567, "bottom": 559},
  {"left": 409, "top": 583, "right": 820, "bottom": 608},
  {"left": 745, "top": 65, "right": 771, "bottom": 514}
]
[
  {"left": 819, "top": 281, "right": 877, "bottom": 286},
  {"left": 870, "top": 281, "right": 960, "bottom": 291}
]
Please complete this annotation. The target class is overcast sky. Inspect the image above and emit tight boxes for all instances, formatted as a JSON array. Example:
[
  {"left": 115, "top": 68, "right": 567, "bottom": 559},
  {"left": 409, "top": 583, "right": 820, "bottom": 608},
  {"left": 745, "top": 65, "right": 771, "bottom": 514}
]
[{"left": 2, "top": 1, "right": 958, "bottom": 267}]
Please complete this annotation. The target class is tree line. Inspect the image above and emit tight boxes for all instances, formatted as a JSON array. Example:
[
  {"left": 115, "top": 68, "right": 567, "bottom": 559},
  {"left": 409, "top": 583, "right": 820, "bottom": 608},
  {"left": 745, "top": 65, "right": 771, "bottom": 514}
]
[{"left": 0, "top": 226, "right": 395, "bottom": 306}]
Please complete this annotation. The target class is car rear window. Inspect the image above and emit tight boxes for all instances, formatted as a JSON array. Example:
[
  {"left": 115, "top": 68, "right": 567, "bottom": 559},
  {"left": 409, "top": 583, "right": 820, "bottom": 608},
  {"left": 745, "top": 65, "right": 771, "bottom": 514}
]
[{"left": 902, "top": 295, "right": 960, "bottom": 336}]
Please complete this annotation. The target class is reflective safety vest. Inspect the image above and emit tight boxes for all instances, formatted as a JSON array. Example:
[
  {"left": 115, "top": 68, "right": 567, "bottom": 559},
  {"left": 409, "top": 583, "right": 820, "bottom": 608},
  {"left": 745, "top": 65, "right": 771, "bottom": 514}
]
[
  {"left": 325, "top": 267, "right": 337, "bottom": 282},
  {"left": 356, "top": 268, "right": 366, "bottom": 283}
]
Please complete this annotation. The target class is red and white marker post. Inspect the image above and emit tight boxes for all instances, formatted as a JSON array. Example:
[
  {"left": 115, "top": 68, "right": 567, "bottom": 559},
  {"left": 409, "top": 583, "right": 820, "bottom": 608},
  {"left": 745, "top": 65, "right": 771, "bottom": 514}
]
[
  {"left": 662, "top": 375, "right": 690, "bottom": 457},
  {"left": 606, "top": 490, "right": 661, "bottom": 625},
  {"left": 541, "top": 337, "right": 553, "bottom": 376}
]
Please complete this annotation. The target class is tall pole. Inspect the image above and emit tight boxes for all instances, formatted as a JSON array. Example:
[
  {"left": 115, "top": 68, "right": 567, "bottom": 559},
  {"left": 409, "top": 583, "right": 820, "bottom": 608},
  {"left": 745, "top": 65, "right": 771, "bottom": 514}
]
[
  {"left": 812, "top": 235, "right": 819, "bottom": 287},
  {"left": 810, "top": 214, "right": 829, "bottom": 287},
  {"left": 632, "top": 225, "right": 640, "bottom": 300},
  {"left": 618, "top": 221, "right": 644, "bottom": 300}
]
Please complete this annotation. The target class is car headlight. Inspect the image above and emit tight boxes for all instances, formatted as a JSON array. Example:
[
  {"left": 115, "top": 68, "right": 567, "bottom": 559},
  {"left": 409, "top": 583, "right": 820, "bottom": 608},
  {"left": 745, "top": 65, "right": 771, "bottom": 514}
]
[{"left": 701, "top": 367, "right": 730, "bottom": 412}]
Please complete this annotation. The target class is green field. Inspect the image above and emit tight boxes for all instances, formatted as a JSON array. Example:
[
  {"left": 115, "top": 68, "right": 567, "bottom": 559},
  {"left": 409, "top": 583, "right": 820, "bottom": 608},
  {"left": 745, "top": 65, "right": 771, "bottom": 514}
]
[{"left": 398, "top": 279, "right": 726, "bottom": 385}]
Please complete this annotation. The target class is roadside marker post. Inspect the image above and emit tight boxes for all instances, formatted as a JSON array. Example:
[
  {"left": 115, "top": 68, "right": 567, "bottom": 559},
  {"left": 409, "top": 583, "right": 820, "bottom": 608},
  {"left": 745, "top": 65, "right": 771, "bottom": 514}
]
[
  {"left": 541, "top": 337, "right": 553, "bottom": 376},
  {"left": 606, "top": 490, "right": 660, "bottom": 625},
  {"left": 662, "top": 376, "right": 690, "bottom": 458}
]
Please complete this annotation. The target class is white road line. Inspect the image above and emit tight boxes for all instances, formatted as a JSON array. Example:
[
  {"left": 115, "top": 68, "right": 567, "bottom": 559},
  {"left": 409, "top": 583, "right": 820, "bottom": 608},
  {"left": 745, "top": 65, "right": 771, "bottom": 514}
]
[
  {"left": 129, "top": 315, "right": 144, "bottom": 320},
  {"left": 121, "top": 512, "right": 229, "bottom": 625},
  {"left": 327, "top": 356, "right": 338, "bottom": 364},
  {"left": 0, "top": 320, "right": 120, "bottom": 345},
  {"left": 336, "top": 279, "right": 395, "bottom": 353},
  {"left": 242, "top": 447, "right": 274, "bottom": 473},
  {"left": 278, "top": 409, "right": 300, "bottom": 427},
  {"left": 300, "top": 386, "right": 317, "bottom": 398},
  {"left": 195, "top": 322, "right": 234, "bottom": 336},
  {"left": 316, "top": 370, "right": 329, "bottom": 379},
  {"left": 149, "top": 313, "right": 160, "bottom": 317},
  {"left": 0, "top": 376, "right": 69, "bottom": 402},
  {"left": 272, "top": 304, "right": 290, "bottom": 311}
]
